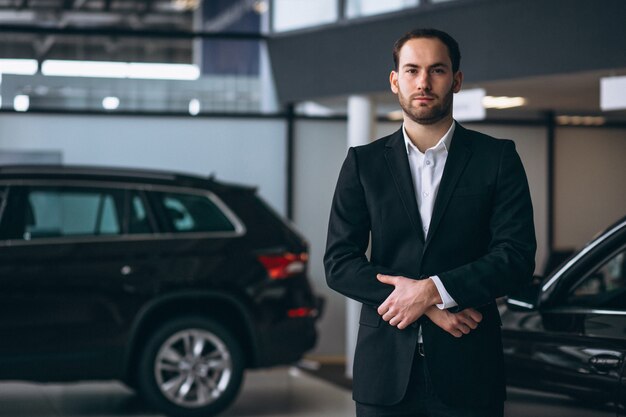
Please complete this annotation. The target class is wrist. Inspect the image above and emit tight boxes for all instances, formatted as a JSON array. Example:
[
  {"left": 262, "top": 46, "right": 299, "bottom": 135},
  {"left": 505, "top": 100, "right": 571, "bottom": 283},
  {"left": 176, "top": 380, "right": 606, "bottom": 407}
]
[{"left": 427, "top": 277, "right": 443, "bottom": 306}]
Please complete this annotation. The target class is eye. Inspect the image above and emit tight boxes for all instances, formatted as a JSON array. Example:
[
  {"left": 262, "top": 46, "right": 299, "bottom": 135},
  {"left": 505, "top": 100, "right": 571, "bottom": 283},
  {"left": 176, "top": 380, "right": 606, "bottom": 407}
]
[{"left": 431, "top": 68, "right": 445, "bottom": 74}]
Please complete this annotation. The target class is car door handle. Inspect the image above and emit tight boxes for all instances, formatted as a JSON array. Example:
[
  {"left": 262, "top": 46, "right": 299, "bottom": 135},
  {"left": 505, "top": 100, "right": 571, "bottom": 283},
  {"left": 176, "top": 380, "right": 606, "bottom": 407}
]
[
  {"left": 120, "top": 265, "right": 133, "bottom": 276},
  {"left": 589, "top": 354, "right": 621, "bottom": 372}
]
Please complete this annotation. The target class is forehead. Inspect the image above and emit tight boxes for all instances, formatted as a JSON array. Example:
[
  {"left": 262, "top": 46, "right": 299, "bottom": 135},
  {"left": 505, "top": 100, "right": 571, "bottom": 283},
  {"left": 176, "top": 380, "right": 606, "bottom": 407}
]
[{"left": 397, "top": 37, "right": 451, "bottom": 67}]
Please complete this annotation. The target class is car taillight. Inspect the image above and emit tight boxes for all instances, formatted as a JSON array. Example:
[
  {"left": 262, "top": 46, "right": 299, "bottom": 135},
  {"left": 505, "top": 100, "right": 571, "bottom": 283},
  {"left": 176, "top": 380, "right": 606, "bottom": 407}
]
[
  {"left": 257, "top": 252, "right": 308, "bottom": 280},
  {"left": 287, "top": 307, "right": 317, "bottom": 318}
]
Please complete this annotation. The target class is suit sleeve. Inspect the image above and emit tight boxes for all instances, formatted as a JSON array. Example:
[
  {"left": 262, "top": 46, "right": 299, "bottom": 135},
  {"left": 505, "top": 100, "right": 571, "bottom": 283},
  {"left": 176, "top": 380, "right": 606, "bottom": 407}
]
[
  {"left": 324, "top": 147, "right": 400, "bottom": 307},
  {"left": 438, "top": 140, "right": 537, "bottom": 311}
]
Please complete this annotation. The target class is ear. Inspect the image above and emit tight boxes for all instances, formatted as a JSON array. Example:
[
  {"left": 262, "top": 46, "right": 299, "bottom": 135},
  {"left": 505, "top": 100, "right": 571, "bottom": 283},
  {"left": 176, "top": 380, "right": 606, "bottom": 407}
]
[
  {"left": 389, "top": 71, "right": 399, "bottom": 94},
  {"left": 452, "top": 70, "right": 463, "bottom": 93}
]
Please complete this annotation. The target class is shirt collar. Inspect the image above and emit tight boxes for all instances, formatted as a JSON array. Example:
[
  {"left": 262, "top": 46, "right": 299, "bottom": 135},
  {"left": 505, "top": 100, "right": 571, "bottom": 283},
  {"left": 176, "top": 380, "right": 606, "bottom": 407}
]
[{"left": 403, "top": 121, "right": 455, "bottom": 155}]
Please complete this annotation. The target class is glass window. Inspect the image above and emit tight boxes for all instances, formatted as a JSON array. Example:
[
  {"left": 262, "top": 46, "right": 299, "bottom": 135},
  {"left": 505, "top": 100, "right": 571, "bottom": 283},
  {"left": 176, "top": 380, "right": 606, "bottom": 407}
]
[
  {"left": 128, "top": 192, "right": 153, "bottom": 234},
  {"left": 22, "top": 188, "right": 122, "bottom": 239},
  {"left": 346, "top": 0, "right": 419, "bottom": 19},
  {"left": 273, "top": 0, "right": 337, "bottom": 32},
  {"left": 567, "top": 249, "right": 626, "bottom": 309},
  {"left": 158, "top": 192, "right": 235, "bottom": 233}
]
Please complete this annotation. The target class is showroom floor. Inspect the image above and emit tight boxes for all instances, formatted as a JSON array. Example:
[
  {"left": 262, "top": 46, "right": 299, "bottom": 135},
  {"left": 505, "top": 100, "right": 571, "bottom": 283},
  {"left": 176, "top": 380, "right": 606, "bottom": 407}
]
[{"left": 0, "top": 367, "right": 614, "bottom": 417}]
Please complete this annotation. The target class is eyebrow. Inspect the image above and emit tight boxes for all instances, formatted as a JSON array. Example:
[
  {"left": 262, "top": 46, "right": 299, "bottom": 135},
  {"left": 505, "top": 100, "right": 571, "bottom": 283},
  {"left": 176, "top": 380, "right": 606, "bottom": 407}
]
[{"left": 402, "top": 62, "right": 450, "bottom": 69}]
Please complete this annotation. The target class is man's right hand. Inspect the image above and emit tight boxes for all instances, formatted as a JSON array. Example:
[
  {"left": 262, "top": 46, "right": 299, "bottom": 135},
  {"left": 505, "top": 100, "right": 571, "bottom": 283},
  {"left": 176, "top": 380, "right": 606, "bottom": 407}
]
[{"left": 425, "top": 306, "right": 483, "bottom": 338}]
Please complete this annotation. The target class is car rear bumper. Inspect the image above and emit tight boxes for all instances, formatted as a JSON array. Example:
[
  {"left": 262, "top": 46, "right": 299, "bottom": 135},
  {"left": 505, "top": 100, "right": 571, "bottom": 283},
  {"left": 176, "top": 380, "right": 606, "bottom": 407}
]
[{"left": 254, "top": 296, "right": 324, "bottom": 367}]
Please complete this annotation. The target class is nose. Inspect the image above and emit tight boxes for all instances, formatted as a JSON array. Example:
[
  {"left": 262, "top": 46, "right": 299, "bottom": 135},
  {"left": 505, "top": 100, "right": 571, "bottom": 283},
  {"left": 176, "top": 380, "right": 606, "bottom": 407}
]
[{"left": 416, "top": 71, "right": 431, "bottom": 91}]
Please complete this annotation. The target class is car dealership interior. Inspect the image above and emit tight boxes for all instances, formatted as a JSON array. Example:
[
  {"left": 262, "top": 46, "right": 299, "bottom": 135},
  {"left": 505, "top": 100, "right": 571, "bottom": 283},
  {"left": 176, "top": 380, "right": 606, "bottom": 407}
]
[{"left": 0, "top": 0, "right": 625, "bottom": 416}]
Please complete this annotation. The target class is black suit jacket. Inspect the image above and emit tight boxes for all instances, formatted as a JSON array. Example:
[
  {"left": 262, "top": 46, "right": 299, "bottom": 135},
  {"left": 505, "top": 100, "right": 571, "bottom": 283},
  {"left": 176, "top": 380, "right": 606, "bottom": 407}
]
[{"left": 324, "top": 122, "right": 536, "bottom": 408}]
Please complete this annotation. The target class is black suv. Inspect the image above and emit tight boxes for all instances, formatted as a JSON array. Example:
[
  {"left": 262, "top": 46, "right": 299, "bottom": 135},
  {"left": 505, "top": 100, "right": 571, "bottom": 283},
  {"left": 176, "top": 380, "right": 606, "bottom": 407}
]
[{"left": 0, "top": 165, "right": 322, "bottom": 417}]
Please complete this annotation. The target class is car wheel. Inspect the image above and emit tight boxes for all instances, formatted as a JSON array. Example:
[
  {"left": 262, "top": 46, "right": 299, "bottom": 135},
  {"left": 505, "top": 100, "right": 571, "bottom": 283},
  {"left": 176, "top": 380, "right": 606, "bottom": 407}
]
[{"left": 137, "top": 316, "right": 245, "bottom": 417}]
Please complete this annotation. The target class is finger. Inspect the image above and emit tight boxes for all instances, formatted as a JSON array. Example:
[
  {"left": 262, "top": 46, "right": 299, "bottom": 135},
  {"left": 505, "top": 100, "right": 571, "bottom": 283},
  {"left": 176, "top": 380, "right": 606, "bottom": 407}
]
[
  {"left": 450, "top": 329, "right": 462, "bottom": 338},
  {"left": 458, "top": 314, "right": 479, "bottom": 329},
  {"left": 397, "top": 320, "right": 408, "bottom": 330},
  {"left": 382, "top": 310, "right": 395, "bottom": 322},
  {"left": 389, "top": 316, "right": 400, "bottom": 327},
  {"left": 377, "top": 274, "right": 397, "bottom": 285},
  {"left": 377, "top": 300, "right": 391, "bottom": 316},
  {"left": 458, "top": 324, "right": 471, "bottom": 335},
  {"left": 465, "top": 308, "right": 483, "bottom": 322}
]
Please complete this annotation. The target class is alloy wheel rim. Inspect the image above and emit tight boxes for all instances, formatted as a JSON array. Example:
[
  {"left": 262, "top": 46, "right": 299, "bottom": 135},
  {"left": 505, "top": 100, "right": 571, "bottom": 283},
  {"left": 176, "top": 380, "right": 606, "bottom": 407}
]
[{"left": 154, "top": 328, "right": 232, "bottom": 408}]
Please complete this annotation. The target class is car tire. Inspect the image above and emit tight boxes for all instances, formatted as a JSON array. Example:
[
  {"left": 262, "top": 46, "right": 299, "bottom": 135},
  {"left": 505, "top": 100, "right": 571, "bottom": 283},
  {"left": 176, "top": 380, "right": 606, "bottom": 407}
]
[{"left": 137, "top": 316, "right": 245, "bottom": 417}]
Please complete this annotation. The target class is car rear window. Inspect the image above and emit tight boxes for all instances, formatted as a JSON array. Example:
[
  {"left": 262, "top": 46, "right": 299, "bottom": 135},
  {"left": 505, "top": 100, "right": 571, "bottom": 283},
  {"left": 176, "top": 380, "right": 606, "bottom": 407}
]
[{"left": 155, "top": 191, "right": 235, "bottom": 233}]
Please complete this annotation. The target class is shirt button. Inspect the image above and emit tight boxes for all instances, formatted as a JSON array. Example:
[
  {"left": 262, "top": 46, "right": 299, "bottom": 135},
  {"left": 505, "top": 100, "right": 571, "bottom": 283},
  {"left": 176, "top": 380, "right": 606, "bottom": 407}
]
[
  {"left": 423, "top": 226, "right": 428, "bottom": 232},
  {"left": 423, "top": 192, "right": 429, "bottom": 197},
  {"left": 426, "top": 160, "right": 431, "bottom": 165}
]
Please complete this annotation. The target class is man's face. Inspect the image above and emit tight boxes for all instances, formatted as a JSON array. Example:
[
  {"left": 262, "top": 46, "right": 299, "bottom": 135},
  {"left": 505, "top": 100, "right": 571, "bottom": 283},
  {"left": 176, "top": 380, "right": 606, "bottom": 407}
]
[{"left": 390, "top": 37, "right": 463, "bottom": 125}]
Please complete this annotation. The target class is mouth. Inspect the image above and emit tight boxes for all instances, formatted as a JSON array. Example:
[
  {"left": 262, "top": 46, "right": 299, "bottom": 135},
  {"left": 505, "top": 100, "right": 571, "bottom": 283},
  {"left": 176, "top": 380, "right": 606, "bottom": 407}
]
[{"left": 413, "top": 95, "right": 435, "bottom": 102}]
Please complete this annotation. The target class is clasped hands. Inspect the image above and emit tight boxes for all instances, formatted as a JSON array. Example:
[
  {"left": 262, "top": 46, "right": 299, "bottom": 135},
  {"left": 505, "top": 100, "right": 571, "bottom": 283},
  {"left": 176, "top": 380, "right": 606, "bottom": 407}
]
[{"left": 376, "top": 274, "right": 482, "bottom": 337}]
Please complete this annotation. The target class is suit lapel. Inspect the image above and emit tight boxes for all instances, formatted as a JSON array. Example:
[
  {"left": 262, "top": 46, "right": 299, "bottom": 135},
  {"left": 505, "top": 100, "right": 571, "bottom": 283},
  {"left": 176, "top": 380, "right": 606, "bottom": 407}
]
[
  {"left": 384, "top": 129, "right": 425, "bottom": 242},
  {"left": 425, "top": 123, "right": 472, "bottom": 248}
]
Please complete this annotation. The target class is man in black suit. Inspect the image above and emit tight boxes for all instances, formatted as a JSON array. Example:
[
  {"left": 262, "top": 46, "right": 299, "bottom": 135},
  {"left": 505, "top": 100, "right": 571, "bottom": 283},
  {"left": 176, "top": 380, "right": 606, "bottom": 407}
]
[{"left": 324, "top": 28, "right": 536, "bottom": 417}]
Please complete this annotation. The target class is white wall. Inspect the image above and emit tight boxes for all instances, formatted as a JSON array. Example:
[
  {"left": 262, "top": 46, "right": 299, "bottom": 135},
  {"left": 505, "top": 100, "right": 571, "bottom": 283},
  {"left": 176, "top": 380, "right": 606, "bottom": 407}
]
[
  {"left": 0, "top": 113, "right": 287, "bottom": 215},
  {"left": 554, "top": 127, "right": 626, "bottom": 250},
  {"left": 292, "top": 119, "right": 349, "bottom": 357}
]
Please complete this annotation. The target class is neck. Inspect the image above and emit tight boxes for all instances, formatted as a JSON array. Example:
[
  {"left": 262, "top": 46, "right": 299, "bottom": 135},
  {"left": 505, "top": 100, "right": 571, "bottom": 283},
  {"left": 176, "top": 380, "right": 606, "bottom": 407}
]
[{"left": 403, "top": 115, "right": 453, "bottom": 153}]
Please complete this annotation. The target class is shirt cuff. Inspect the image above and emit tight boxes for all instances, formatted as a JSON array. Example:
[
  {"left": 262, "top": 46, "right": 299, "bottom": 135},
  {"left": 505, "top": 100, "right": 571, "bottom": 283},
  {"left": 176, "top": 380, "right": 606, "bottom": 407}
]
[{"left": 431, "top": 275, "right": 458, "bottom": 309}]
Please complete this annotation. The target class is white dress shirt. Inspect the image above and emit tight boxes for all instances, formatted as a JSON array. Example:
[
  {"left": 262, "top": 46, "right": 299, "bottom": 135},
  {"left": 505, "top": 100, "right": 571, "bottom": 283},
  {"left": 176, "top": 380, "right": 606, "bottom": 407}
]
[{"left": 402, "top": 122, "right": 458, "bottom": 312}]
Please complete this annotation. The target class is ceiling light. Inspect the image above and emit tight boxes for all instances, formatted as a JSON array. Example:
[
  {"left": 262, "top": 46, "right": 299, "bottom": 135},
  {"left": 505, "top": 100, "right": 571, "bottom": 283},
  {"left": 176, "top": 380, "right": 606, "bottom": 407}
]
[
  {"left": 102, "top": 96, "right": 120, "bottom": 110},
  {"left": 41, "top": 60, "right": 200, "bottom": 81},
  {"left": 189, "top": 98, "right": 200, "bottom": 116},
  {"left": 43, "top": 60, "right": 128, "bottom": 78},
  {"left": 600, "top": 75, "right": 626, "bottom": 111},
  {"left": 454, "top": 88, "right": 486, "bottom": 121},
  {"left": 482, "top": 96, "right": 526, "bottom": 109},
  {"left": 13, "top": 95, "right": 29, "bottom": 112},
  {"left": 127, "top": 63, "right": 200, "bottom": 80},
  {"left": 556, "top": 115, "right": 605, "bottom": 126},
  {"left": 387, "top": 110, "right": 404, "bottom": 120},
  {"left": 0, "top": 59, "right": 38, "bottom": 75}
]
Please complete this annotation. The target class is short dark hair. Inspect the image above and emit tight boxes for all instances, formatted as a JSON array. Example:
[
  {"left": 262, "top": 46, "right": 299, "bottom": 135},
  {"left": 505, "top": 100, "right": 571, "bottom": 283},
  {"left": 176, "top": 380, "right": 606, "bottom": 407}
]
[{"left": 392, "top": 28, "right": 461, "bottom": 73}]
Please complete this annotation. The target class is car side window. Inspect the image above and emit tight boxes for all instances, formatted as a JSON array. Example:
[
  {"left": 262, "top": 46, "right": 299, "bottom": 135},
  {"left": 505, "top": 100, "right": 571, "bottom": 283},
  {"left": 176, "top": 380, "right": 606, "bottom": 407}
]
[
  {"left": 128, "top": 192, "right": 153, "bottom": 234},
  {"left": 9, "top": 187, "right": 123, "bottom": 240},
  {"left": 567, "top": 248, "right": 626, "bottom": 309},
  {"left": 157, "top": 192, "right": 235, "bottom": 233}
]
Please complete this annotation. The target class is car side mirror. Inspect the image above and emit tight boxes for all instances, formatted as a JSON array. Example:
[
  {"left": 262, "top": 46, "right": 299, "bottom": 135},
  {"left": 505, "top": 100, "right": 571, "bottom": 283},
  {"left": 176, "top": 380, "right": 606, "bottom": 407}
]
[{"left": 506, "top": 276, "right": 542, "bottom": 311}]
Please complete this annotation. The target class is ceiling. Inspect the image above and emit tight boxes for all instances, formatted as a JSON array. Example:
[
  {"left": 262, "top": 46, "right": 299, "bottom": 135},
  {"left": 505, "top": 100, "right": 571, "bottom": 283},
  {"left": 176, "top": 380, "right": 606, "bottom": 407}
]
[
  {"left": 0, "top": 0, "right": 194, "bottom": 29},
  {"left": 0, "top": 1, "right": 624, "bottom": 121}
]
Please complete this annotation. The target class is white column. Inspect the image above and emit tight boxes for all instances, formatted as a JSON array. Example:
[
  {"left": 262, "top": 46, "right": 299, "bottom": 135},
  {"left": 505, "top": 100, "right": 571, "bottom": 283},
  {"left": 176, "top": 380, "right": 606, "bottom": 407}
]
[
  {"left": 345, "top": 95, "right": 375, "bottom": 378},
  {"left": 259, "top": 5, "right": 279, "bottom": 113}
]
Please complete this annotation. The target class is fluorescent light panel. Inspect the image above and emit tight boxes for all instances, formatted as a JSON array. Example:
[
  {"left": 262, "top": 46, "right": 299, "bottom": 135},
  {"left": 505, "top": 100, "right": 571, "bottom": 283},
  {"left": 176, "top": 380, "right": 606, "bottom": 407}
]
[
  {"left": 600, "top": 75, "right": 626, "bottom": 111},
  {"left": 0, "top": 59, "right": 38, "bottom": 75},
  {"left": 482, "top": 96, "right": 526, "bottom": 109},
  {"left": 41, "top": 60, "right": 200, "bottom": 80},
  {"left": 127, "top": 63, "right": 200, "bottom": 80}
]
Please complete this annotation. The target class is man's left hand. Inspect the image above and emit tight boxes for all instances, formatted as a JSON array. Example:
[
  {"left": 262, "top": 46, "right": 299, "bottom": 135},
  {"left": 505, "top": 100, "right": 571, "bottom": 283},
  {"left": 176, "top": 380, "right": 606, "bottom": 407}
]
[{"left": 376, "top": 274, "right": 441, "bottom": 330}]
